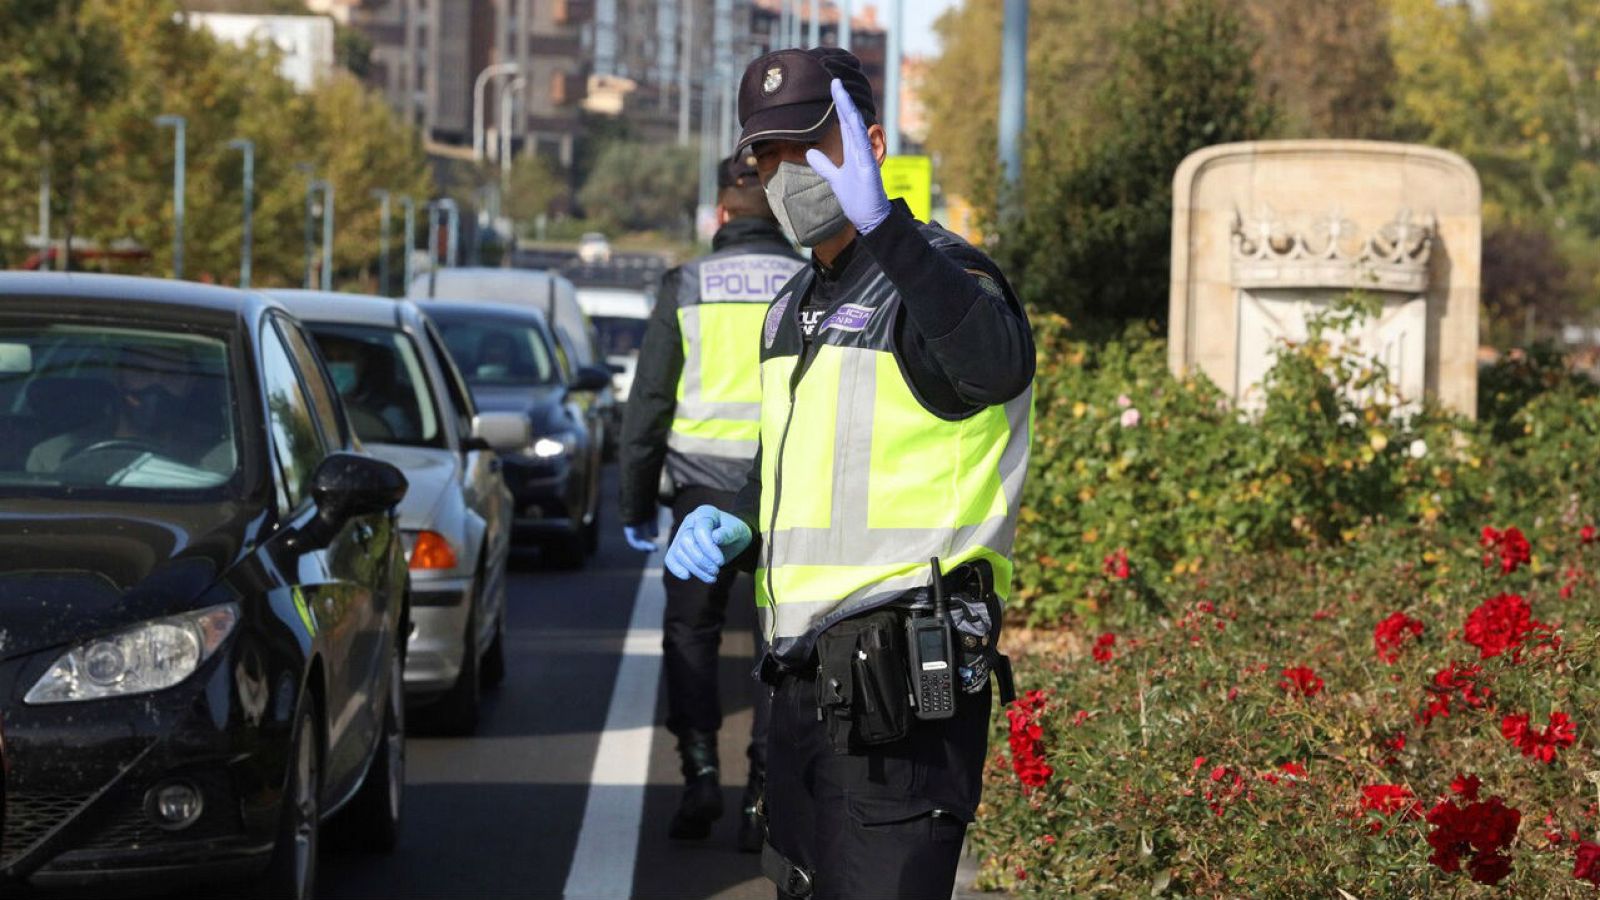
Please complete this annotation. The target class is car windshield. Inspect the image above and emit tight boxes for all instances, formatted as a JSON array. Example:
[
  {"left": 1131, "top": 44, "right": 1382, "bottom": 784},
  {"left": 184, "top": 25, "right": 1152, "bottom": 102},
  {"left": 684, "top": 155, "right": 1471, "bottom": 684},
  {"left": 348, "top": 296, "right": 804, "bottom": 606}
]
[
  {"left": 307, "top": 325, "right": 443, "bottom": 448},
  {"left": 429, "top": 310, "right": 559, "bottom": 387},
  {"left": 591, "top": 315, "right": 648, "bottom": 358},
  {"left": 0, "top": 322, "right": 239, "bottom": 494}
]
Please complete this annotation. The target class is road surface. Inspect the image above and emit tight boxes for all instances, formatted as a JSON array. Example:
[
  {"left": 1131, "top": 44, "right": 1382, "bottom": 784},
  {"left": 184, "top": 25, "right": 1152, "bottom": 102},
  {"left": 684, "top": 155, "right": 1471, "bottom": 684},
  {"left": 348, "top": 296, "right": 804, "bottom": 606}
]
[{"left": 320, "top": 471, "right": 770, "bottom": 899}]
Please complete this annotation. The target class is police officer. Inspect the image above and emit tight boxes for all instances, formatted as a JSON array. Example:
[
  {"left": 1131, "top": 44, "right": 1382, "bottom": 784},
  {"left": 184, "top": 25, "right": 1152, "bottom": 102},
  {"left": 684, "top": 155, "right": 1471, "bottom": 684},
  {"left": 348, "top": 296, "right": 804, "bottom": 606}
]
[
  {"left": 619, "top": 153, "right": 805, "bottom": 851},
  {"left": 664, "top": 47, "right": 1034, "bottom": 899}
]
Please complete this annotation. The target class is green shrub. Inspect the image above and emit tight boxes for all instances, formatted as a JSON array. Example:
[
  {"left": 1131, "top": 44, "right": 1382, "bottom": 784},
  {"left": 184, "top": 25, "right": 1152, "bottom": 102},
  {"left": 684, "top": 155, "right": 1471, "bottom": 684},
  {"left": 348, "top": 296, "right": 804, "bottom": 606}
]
[{"left": 1014, "top": 302, "right": 1492, "bottom": 625}]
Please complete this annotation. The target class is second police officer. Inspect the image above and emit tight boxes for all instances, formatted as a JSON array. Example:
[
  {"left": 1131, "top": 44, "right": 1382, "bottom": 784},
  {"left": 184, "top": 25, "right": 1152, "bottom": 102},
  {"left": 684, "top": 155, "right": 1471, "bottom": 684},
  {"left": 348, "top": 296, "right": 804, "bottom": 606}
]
[
  {"left": 619, "top": 154, "right": 805, "bottom": 851},
  {"left": 664, "top": 48, "right": 1035, "bottom": 899}
]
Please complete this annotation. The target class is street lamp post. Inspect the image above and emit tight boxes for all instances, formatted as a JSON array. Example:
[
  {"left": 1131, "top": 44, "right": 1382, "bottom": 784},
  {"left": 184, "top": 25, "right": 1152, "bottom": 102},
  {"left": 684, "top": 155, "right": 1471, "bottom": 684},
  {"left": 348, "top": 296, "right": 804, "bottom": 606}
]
[
  {"left": 373, "top": 189, "right": 391, "bottom": 297},
  {"left": 155, "top": 115, "right": 187, "bottom": 279},
  {"left": 227, "top": 139, "right": 255, "bottom": 288},
  {"left": 320, "top": 180, "right": 335, "bottom": 292},
  {"left": 472, "top": 62, "right": 521, "bottom": 162},
  {"left": 499, "top": 76, "right": 527, "bottom": 202},
  {"left": 426, "top": 202, "right": 441, "bottom": 296},
  {"left": 998, "top": 0, "right": 1030, "bottom": 219},
  {"left": 399, "top": 196, "right": 416, "bottom": 296}
]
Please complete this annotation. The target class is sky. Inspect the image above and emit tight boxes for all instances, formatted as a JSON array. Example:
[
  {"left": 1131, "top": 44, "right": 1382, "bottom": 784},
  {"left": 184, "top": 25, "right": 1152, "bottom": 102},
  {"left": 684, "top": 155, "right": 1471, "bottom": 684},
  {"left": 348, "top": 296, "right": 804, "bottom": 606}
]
[{"left": 902, "top": 0, "right": 962, "bottom": 58}]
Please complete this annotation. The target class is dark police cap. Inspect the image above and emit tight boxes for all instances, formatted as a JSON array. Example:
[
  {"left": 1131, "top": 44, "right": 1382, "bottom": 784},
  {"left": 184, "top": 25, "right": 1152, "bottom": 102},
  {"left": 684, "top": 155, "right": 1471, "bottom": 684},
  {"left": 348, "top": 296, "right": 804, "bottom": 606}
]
[
  {"left": 718, "top": 152, "right": 760, "bottom": 190},
  {"left": 736, "top": 47, "right": 878, "bottom": 152}
]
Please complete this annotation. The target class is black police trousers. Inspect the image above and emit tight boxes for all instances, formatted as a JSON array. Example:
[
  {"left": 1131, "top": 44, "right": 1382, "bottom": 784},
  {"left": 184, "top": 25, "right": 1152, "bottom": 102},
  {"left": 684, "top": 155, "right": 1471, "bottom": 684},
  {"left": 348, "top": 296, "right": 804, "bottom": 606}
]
[
  {"left": 765, "top": 659, "right": 990, "bottom": 900},
  {"left": 664, "top": 486, "right": 771, "bottom": 765}
]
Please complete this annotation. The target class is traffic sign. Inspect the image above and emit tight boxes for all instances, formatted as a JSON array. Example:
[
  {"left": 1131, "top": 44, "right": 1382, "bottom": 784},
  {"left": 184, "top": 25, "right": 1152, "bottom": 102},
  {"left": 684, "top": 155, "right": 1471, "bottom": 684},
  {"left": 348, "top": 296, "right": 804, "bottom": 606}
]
[{"left": 881, "top": 155, "right": 933, "bottom": 221}]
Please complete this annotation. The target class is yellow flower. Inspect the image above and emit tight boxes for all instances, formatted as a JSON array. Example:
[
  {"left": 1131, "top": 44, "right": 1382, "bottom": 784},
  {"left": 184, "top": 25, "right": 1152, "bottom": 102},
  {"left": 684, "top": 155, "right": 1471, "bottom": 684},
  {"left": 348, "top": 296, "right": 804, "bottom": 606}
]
[
  {"left": 1073, "top": 401, "right": 1088, "bottom": 419},
  {"left": 1369, "top": 431, "right": 1389, "bottom": 452},
  {"left": 1083, "top": 528, "right": 1099, "bottom": 544}
]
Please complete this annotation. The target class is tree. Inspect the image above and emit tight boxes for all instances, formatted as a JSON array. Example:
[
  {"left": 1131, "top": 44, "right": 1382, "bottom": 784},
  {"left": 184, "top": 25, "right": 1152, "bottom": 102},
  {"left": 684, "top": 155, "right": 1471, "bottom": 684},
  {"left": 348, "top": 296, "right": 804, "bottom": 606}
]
[
  {"left": 576, "top": 142, "right": 697, "bottom": 234},
  {"left": 0, "top": 0, "right": 126, "bottom": 268},
  {"left": 998, "top": 0, "right": 1273, "bottom": 326},
  {"left": 0, "top": 0, "right": 432, "bottom": 289},
  {"left": 505, "top": 154, "right": 565, "bottom": 226},
  {"left": 1242, "top": 0, "right": 1396, "bottom": 139},
  {"left": 921, "top": 0, "right": 1138, "bottom": 208}
]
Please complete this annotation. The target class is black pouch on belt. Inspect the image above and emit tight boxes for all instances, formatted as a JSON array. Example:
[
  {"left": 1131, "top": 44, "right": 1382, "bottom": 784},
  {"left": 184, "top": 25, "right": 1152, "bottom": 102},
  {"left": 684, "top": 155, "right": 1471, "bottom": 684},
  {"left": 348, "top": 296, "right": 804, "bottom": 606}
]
[{"left": 814, "top": 609, "right": 912, "bottom": 753}]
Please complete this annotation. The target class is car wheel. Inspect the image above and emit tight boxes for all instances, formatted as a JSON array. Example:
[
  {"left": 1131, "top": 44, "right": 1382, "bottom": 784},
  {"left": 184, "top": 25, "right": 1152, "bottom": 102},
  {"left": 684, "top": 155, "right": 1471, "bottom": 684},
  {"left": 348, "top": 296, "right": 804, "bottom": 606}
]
[
  {"left": 261, "top": 702, "right": 322, "bottom": 900},
  {"left": 481, "top": 603, "right": 507, "bottom": 690},
  {"left": 335, "top": 649, "right": 405, "bottom": 852},
  {"left": 431, "top": 602, "right": 481, "bottom": 735}
]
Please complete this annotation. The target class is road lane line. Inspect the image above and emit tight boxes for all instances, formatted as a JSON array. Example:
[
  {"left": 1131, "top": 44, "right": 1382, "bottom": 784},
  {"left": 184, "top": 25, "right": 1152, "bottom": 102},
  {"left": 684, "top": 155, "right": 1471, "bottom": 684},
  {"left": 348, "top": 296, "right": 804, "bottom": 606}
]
[{"left": 562, "top": 565, "right": 665, "bottom": 899}]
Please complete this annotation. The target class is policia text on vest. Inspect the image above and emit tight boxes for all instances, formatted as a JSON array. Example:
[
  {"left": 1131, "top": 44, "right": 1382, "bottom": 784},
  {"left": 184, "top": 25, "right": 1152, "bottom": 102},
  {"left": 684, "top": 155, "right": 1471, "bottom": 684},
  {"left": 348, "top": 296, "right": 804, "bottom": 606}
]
[
  {"left": 665, "top": 53, "right": 1036, "bottom": 900},
  {"left": 619, "top": 205, "right": 803, "bottom": 851}
]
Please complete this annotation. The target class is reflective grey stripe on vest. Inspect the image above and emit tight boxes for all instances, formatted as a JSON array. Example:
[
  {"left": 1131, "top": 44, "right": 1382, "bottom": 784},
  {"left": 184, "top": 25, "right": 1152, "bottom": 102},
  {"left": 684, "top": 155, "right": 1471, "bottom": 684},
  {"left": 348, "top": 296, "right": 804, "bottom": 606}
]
[
  {"left": 667, "top": 431, "right": 759, "bottom": 458},
  {"left": 665, "top": 449, "right": 756, "bottom": 496},
  {"left": 760, "top": 344, "right": 1032, "bottom": 655}
]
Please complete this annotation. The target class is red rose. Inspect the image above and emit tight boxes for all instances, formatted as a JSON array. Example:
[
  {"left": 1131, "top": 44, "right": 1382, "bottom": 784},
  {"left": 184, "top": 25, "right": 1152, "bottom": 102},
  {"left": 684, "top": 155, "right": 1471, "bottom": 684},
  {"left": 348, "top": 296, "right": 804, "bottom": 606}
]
[
  {"left": 1450, "top": 773, "right": 1482, "bottom": 801},
  {"left": 1417, "top": 661, "right": 1492, "bottom": 726},
  {"left": 1582, "top": 525, "right": 1597, "bottom": 546},
  {"left": 1007, "top": 690, "right": 1053, "bottom": 790},
  {"left": 1101, "top": 548, "right": 1130, "bottom": 580},
  {"left": 1091, "top": 632, "right": 1117, "bottom": 665},
  {"left": 1427, "top": 791, "right": 1521, "bottom": 885},
  {"left": 1575, "top": 841, "right": 1600, "bottom": 886},
  {"left": 1359, "top": 783, "right": 1422, "bottom": 833},
  {"left": 1374, "top": 612, "right": 1425, "bottom": 664},
  {"left": 1278, "top": 665, "right": 1324, "bottom": 698},
  {"left": 1463, "top": 593, "right": 1548, "bottom": 659},
  {"left": 1502, "top": 710, "right": 1577, "bottom": 764},
  {"left": 1480, "top": 526, "right": 1532, "bottom": 574}
]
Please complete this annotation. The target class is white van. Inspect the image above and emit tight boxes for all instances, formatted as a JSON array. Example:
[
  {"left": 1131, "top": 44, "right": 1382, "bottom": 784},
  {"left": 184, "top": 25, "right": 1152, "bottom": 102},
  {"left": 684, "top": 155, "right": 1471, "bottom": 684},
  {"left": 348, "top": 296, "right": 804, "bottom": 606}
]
[{"left": 575, "top": 287, "right": 652, "bottom": 404}]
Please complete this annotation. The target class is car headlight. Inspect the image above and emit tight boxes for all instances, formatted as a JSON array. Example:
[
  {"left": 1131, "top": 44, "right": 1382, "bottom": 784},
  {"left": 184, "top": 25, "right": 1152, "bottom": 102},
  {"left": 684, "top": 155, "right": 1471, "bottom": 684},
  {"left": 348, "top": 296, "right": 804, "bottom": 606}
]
[
  {"left": 25, "top": 604, "right": 240, "bottom": 705},
  {"left": 526, "top": 430, "right": 577, "bottom": 459}
]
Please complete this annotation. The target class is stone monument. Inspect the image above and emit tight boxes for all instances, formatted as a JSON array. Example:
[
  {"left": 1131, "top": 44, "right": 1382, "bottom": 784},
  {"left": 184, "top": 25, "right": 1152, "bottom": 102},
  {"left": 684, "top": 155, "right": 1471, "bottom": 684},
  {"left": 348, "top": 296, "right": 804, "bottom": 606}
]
[{"left": 1168, "top": 141, "right": 1481, "bottom": 416}]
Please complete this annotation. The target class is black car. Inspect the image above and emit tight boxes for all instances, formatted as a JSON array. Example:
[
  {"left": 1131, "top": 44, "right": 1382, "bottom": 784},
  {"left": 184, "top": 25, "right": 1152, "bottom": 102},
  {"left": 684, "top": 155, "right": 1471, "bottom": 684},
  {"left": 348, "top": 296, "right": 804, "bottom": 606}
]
[
  {"left": 0, "top": 273, "right": 410, "bottom": 898},
  {"left": 420, "top": 301, "right": 609, "bottom": 568}
]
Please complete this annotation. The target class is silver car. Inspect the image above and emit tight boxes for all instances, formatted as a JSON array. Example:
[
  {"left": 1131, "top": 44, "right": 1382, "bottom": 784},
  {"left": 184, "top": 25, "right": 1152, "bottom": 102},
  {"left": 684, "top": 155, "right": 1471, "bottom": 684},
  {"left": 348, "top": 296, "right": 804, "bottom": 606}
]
[{"left": 270, "top": 291, "right": 526, "bottom": 735}]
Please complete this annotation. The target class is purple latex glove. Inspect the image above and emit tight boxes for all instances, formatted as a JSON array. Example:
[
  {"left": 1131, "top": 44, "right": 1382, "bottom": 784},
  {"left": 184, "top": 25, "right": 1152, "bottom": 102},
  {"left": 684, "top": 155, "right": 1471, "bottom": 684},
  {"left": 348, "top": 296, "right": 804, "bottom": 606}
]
[{"left": 805, "top": 79, "right": 892, "bottom": 235}]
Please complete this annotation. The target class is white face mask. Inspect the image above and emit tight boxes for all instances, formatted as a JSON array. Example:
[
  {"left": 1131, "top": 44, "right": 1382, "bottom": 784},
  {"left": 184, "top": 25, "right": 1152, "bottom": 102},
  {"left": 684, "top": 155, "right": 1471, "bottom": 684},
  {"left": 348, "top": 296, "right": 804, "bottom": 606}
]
[{"left": 764, "top": 161, "right": 849, "bottom": 247}]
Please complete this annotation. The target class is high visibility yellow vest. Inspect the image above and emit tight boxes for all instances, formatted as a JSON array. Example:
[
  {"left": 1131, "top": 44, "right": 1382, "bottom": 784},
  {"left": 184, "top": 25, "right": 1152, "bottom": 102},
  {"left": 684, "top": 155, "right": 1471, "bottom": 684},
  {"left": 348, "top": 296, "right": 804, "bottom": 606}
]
[
  {"left": 666, "top": 249, "right": 804, "bottom": 492},
  {"left": 754, "top": 232, "right": 1031, "bottom": 661}
]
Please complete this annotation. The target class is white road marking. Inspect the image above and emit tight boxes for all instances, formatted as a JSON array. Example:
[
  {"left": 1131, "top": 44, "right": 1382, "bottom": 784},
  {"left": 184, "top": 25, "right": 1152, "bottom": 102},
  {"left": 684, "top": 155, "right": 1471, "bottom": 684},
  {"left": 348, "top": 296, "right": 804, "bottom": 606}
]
[{"left": 562, "top": 565, "right": 666, "bottom": 900}]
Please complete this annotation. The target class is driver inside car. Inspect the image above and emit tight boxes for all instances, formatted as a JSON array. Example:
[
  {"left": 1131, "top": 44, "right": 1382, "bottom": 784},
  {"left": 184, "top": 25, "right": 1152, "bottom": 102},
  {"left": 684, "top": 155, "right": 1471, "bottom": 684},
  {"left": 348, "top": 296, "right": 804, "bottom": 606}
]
[{"left": 26, "top": 344, "right": 219, "bottom": 474}]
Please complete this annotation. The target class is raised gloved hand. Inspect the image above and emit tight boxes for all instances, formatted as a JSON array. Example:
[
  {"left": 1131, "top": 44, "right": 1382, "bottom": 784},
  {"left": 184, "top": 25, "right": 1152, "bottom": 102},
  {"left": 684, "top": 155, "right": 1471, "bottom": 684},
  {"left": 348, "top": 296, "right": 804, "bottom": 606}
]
[
  {"left": 623, "top": 521, "right": 659, "bottom": 553},
  {"left": 664, "top": 505, "right": 753, "bottom": 583},
  {"left": 805, "top": 78, "right": 892, "bottom": 235}
]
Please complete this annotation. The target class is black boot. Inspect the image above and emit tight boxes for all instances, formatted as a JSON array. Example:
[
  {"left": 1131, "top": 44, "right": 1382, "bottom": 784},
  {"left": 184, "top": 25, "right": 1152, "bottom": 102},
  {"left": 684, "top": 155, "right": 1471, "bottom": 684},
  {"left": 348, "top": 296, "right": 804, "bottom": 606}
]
[
  {"left": 736, "top": 763, "right": 765, "bottom": 854},
  {"left": 668, "top": 730, "right": 723, "bottom": 840}
]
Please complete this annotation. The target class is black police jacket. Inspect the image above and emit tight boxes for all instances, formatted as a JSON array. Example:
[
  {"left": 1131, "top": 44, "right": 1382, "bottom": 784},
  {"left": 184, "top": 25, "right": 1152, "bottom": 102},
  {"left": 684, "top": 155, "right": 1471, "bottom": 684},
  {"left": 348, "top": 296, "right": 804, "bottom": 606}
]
[
  {"left": 730, "top": 200, "right": 1037, "bottom": 567},
  {"left": 617, "top": 216, "right": 800, "bottom": 526}
]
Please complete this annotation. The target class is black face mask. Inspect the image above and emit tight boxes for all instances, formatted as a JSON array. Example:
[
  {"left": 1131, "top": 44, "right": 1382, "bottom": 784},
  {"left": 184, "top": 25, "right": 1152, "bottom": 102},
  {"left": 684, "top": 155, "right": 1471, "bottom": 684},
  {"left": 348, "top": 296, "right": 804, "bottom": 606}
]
[{"left": 123, "top": 384, "right": 179, "bottom": 433}]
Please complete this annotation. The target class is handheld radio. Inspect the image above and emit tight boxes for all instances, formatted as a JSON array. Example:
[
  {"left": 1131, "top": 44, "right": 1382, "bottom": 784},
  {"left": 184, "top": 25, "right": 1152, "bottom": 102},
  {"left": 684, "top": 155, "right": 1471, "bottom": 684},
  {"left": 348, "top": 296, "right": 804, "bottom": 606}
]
[{"left": 906, "top": 557, "right": 957, "bottom": 720}]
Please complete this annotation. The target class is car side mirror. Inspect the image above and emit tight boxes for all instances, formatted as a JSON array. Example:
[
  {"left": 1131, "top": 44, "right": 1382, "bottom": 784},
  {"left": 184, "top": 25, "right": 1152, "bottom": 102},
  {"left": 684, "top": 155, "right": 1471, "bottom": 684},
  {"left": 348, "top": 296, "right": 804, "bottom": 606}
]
[
  {"left": 568, "top": 364, "right": 612, "bottom": 394},
  {"left": 295, "top": 452, "right": 408, "bottom": 549},
  {"left": 467, "top": 411, "right": 531, "bottom": 453}
]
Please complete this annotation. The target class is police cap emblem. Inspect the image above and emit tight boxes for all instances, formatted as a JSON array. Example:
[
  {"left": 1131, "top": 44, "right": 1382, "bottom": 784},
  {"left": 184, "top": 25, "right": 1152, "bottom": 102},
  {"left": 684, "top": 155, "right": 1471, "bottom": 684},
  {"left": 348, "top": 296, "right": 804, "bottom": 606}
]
[{"left": 762, "top": 65, "right": 784, "bottom": 96}]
